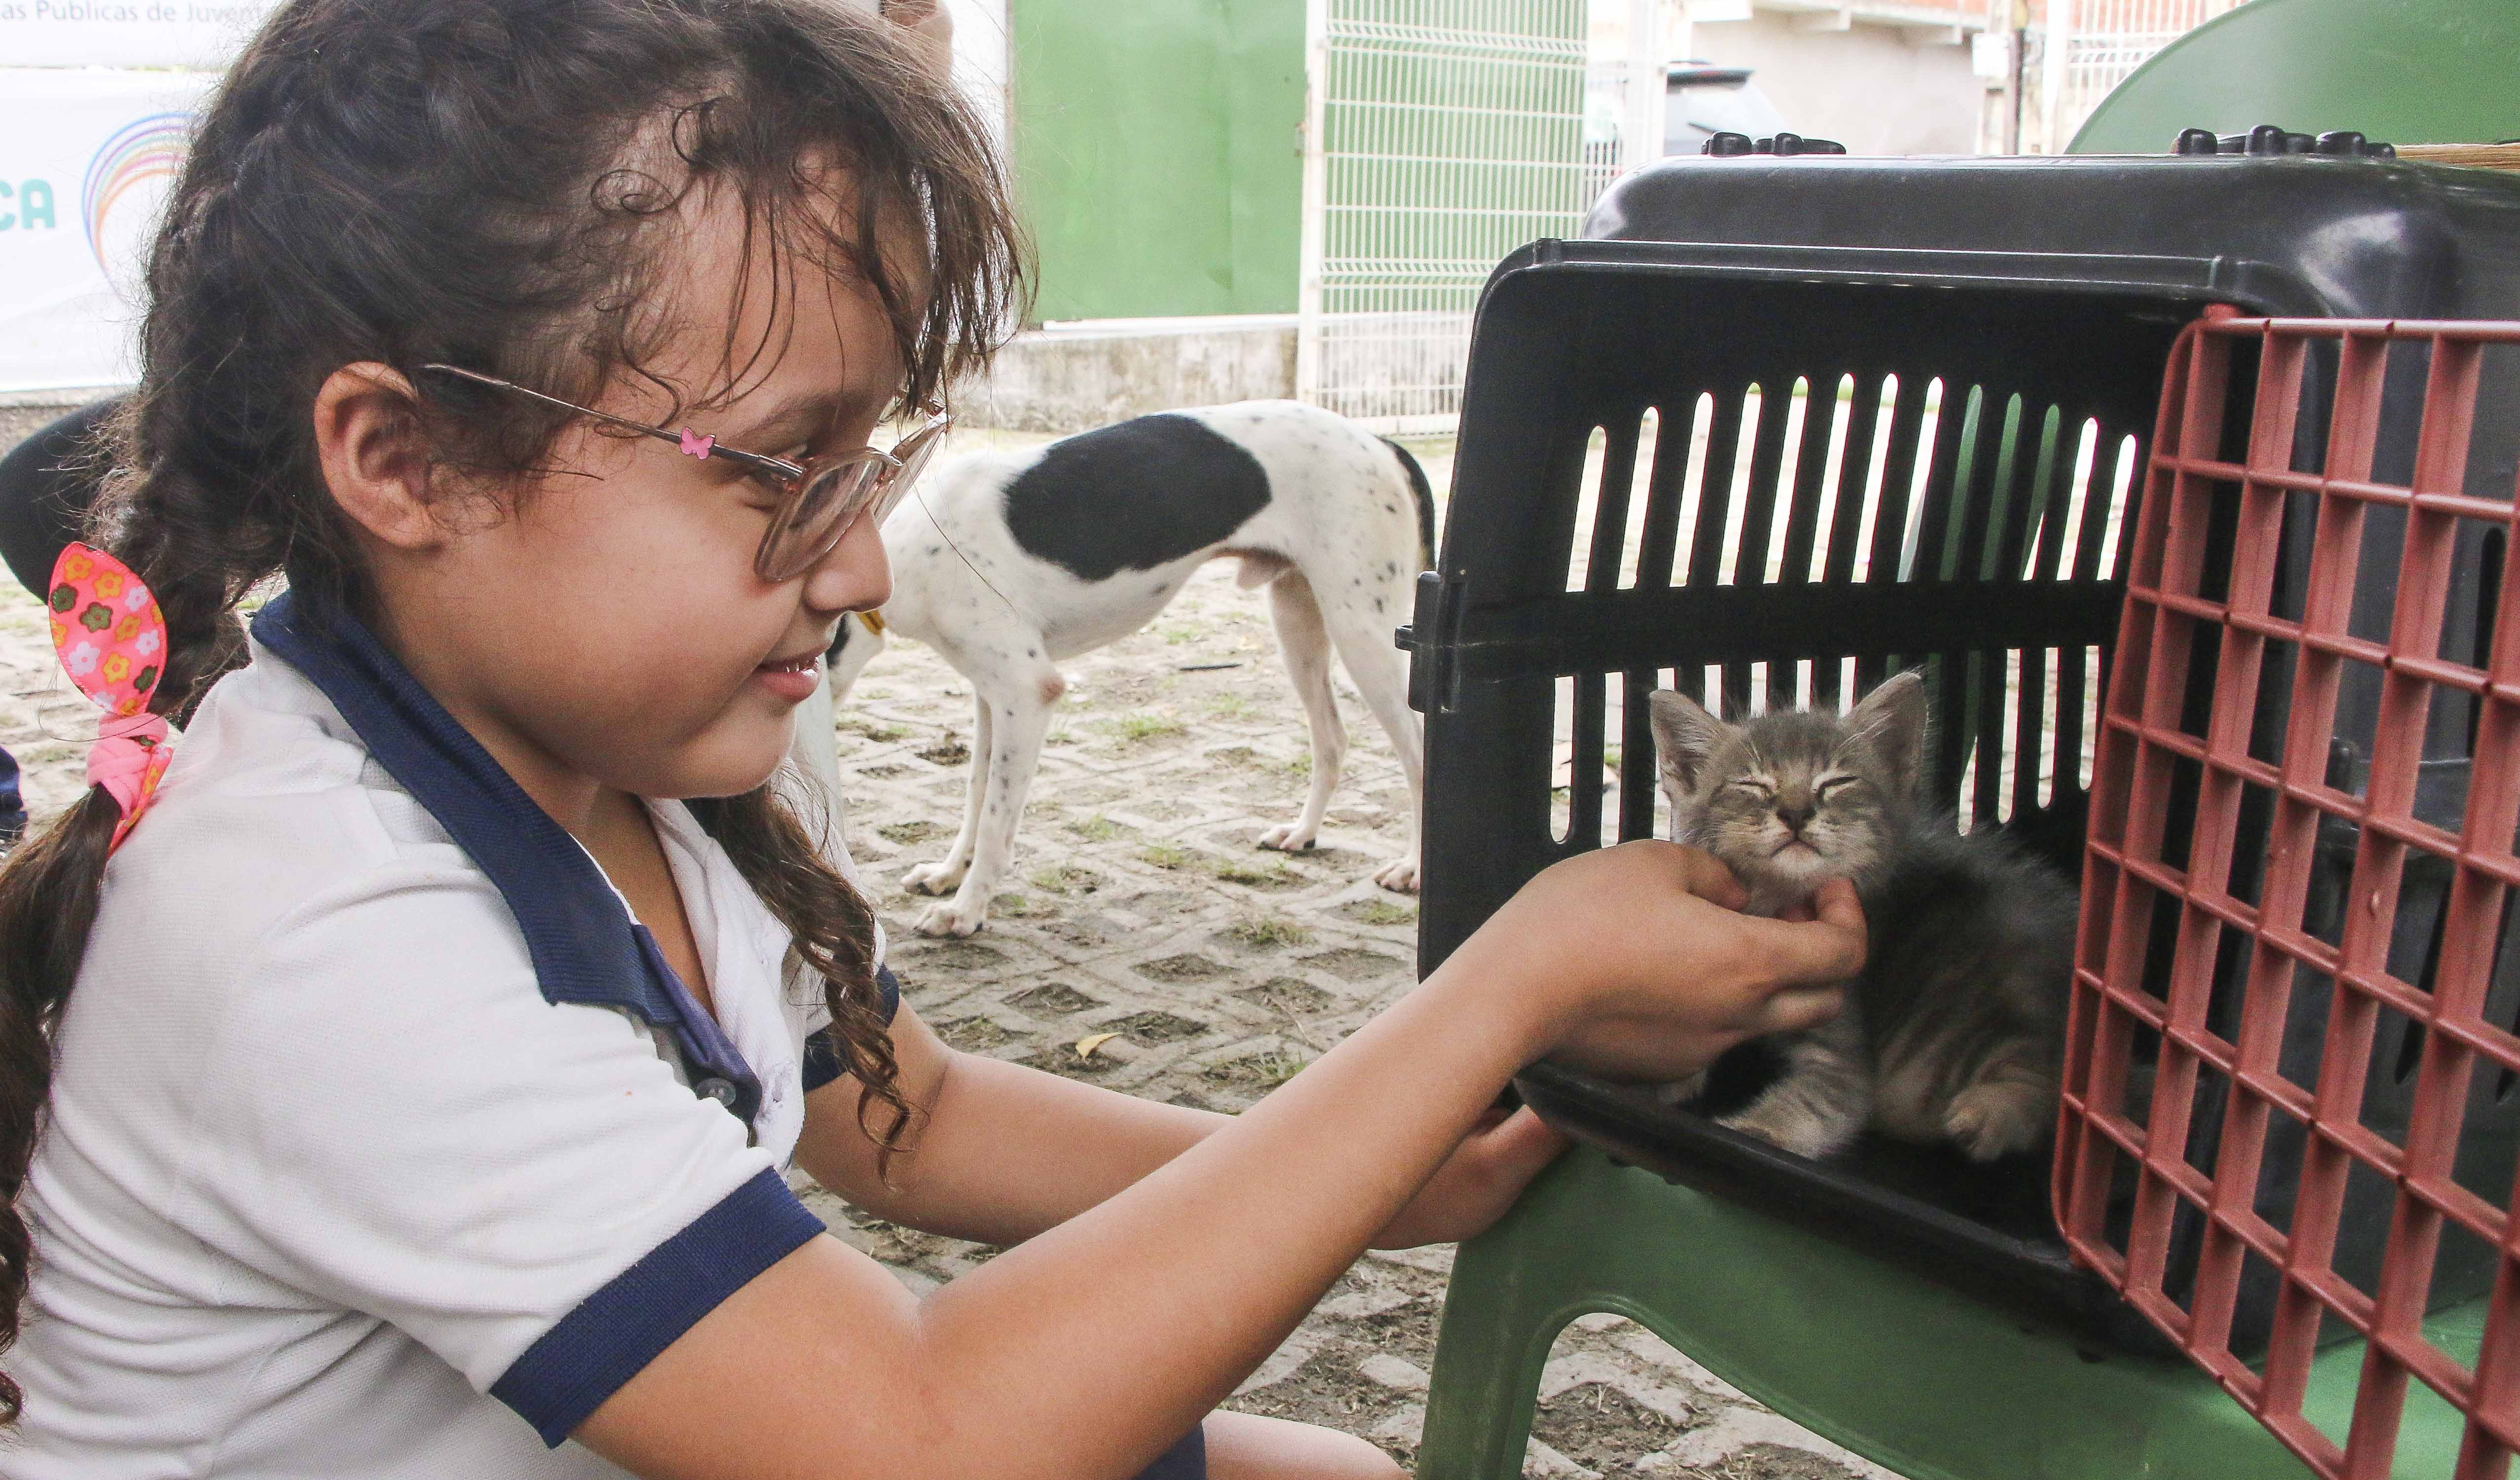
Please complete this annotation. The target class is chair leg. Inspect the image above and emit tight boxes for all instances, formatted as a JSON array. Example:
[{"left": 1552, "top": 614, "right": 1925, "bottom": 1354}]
[{"left": 1416, "top": 1151, "right": 1612, "bottom": 1480}]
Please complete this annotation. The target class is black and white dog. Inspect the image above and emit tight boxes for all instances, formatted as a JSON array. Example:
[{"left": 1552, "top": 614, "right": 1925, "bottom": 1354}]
[{"left": 827, "top": 400, "right": 1433, "bottom": 938}]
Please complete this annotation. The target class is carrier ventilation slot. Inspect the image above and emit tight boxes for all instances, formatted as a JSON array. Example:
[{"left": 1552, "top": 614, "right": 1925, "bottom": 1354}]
[{"left": 1547, "top": 377, "right": 2138, "bottom": 849}]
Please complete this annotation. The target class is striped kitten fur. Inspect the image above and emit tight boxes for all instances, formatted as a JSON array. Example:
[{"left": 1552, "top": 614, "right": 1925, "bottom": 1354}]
[{"left": 1648, "top": 671, "right": 2074, "bottom": 1162}]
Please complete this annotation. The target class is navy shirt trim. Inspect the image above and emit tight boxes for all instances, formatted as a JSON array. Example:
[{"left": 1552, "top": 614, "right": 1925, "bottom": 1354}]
[
  {"left": 1138, "top": 1425, "right": 1208, "bottom": 1480},
  {"left": 489, "top": 1167, "right": 825, "bottom": 1445},
  {"left": 251, "top": 594, "right": 768, "bottom": 1125}
]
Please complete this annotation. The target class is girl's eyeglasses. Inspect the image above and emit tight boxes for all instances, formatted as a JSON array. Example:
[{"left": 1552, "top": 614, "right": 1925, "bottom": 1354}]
[{"left": 418, "top": 363, "right": 950, "bottom": 583}]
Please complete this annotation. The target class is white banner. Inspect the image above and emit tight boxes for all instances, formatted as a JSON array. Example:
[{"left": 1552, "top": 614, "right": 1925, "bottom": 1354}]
[
  {"left": 0, "top": 69, "right": 216, "bottom": 394},
  {"left": 0, "top": 0, "right": 274, "bottom": 68}
]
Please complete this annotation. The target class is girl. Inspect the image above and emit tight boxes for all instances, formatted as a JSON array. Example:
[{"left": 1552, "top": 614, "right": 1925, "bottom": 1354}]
[{"left": 0, "top": 2, "right": 1866, "bottom": 1477}]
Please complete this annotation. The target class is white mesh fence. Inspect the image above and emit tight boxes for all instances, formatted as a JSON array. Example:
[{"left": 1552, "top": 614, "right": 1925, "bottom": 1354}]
[
  {"left": 1297, "top": 0, "right": 1591, "bottom": 434},
  {"left": 2035, "top": 0, "right": 2243, "bottom": 153}
]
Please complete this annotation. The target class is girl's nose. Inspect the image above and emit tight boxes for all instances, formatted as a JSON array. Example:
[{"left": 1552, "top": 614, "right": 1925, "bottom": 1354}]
[{"left": 798, "top": 505, "right": 892, "bottom": 616}]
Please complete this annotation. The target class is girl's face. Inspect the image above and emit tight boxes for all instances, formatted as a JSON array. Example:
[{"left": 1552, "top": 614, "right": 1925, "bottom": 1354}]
[{"left": 381, "top": 184, "right": 905, "bottom": 812}]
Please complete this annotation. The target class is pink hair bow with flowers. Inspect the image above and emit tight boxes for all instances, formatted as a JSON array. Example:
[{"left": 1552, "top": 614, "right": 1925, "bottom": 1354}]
[{"left": 49, "top": 543, "right": 172, "bottom": 851}]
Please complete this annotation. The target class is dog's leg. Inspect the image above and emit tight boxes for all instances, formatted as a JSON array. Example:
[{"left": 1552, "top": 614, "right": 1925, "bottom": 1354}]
[
  {"left": 912, "top": 667, "right": 1061, "bottom": 938},
  {"left": 903, "top": 692, "right": 991, "bottom": 901},
  {"left": 1319, "top": 600, "right": 1424, "bottom": 893},
  {"left": 1257, "top": 571, "right": 1346, "bottom": 855}
]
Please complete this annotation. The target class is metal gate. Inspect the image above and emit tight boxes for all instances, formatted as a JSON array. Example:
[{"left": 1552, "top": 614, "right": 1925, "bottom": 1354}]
[
  {"left": 2036, "top": 0, "right": 2242, "bottom": 153},
  {"left": 1296, "top": 0, "right": 1590, "bottom": 434}
]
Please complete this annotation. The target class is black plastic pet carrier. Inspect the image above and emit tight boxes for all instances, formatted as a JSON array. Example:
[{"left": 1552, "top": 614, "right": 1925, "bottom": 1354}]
[{"left": 1400, "top": 146, "right": 2520, "bottom": 1353}]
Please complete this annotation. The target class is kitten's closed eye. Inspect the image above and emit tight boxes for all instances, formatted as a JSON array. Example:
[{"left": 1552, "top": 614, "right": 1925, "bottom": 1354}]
[
  {"left": 1817, "top": 774, "right": 1861, "bottom": 798},
  {"left": 1724, "top": 777, "right": 1777, "bottom": 800}
]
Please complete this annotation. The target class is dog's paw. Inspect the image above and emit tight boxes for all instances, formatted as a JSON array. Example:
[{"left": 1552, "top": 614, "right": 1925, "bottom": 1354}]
[
  {"left": 1372, "top": 854, "right": 1420, "bottom": 893},
  {"left": 903, "top": 859, "right": 969, "bottom": 896},
  {"left": 911, "top": 898, "right": 987, "bottom": 938},
  {"left": 1256, "top": 822, "right": 1318, "bottom": 853}
]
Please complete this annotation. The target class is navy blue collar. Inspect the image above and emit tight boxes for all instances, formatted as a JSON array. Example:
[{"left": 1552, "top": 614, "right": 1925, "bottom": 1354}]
[{"left": 250, "top": 592, "right": 764, "bottom": 1128}]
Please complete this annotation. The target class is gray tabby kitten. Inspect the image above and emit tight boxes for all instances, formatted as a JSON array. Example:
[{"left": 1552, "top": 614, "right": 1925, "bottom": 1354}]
[{"left": 1648, "top": 671, "right": 2073, "bottom": 1162}]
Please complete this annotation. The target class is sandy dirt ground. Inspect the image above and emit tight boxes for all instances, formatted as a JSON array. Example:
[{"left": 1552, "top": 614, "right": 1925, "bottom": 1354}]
[{"left": 0, "top": 405, "right": 1897, "bottom": 1479}]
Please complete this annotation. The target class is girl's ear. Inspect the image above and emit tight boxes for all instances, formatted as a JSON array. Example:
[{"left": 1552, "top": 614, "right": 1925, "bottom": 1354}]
[
  {"left": 312, "top": 363, "right": 442, "bottom": 553},
  {"left": 1647, "top": 689, "right": 1729, "bottom": 797},
  {"left": 1847, "top": 669, "right": 1929, "bottom": 802}
]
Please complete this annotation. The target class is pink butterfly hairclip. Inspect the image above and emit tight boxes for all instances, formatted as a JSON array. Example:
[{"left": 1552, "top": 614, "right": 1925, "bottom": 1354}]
[{"left": 49, "top": 543, "right": 172, "bottom": 852}]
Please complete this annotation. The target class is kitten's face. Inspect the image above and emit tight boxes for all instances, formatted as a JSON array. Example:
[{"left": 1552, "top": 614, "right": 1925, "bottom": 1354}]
[{"left": 1648, "top": 673, "right": 1927, "bottom": 903}]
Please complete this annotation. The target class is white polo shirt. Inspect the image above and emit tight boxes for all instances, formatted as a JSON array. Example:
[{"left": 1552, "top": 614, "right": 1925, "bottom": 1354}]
[{"left": 11, "top": 601, "right": 887, "bottom": 1478}]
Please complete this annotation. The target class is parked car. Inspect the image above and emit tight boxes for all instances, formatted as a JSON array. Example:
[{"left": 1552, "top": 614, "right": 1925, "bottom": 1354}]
[
  {"left": 1582, "top": 60, "right": 1794, "bottom": 166},
  {"left": 1661, "top": 61, "right": 1789, "bottom": 155}
]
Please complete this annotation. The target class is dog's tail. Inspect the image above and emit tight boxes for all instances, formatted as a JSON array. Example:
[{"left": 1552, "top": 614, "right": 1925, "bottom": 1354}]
[{"left": 1379, "top": 436, "right": 1436, "bottom": 569}]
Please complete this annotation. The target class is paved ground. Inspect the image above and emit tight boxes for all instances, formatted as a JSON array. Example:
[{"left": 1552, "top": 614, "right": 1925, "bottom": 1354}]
[{"left": 0, "top": 405, "right": 1897, "bottom": 1479}]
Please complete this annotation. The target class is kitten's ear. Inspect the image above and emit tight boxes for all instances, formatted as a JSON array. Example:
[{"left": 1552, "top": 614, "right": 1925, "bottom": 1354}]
[
  {"left": 1848, "top": 670, "right": 1930, "bottom": 800},
  {"left": 1648, "top": 689, "right": 1730, "bottom": 795}
]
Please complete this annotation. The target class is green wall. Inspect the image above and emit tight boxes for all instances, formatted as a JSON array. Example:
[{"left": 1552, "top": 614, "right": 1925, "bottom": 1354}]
[
  {"left": 1012, "top": 0, "right": 1307, "bottom": 323},
  {"left": 2072, "top": 0, "right": 2520, "bottom": 154}
]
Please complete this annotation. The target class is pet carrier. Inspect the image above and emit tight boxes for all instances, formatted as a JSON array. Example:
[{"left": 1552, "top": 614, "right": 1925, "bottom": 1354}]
[{"left": 1400, "top": 145, "right": 2520, "bottom": 1356}]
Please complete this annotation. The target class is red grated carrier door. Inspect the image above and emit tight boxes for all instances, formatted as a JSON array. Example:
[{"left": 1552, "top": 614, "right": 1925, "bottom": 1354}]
[{"left": 2058, "top": 311, "right": 2520, "bottom": 1479}]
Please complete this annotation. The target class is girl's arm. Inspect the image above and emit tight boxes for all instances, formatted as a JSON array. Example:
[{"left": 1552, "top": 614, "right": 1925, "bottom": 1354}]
[
  {"left": 578, "top": 843, "right": 1862, "bottom": 1480},
  {"left": 795, "top": 1003, "right": 1565, "bottom": 1250},
  {"left": 795, "top": 1004, "right": 1221, "bottom": 1246}
]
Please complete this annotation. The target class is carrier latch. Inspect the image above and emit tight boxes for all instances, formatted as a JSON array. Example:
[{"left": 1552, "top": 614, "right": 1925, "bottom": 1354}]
[{"left": 1395, "top": 570, "right": 1467, "bottom": 716}]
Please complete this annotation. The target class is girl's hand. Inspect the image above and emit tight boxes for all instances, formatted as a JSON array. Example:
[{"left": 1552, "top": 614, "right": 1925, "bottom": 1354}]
[
  {"left": 1370, "top": 1105, "right": 1568, "bottom": 1249},
  {"left": 1470, "top": 840, "right": 1867, "bottom": 1084}
]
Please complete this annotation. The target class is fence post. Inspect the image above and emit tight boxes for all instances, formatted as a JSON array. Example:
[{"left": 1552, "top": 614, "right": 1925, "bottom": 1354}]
[
  {"left": 1295, "top": 0, "right": 1331, "bottom": 410},
  {"left": 2037, "top": 0, "right": 2072, "bottom": 152},
  {"left": 1621, "top": 0, "right": 1665, "bottom": 174}
]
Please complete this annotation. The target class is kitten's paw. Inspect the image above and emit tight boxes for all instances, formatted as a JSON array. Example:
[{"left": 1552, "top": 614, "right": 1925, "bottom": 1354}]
[
  {"left": 1656, "top": 1071, "right": 1711, "bottom": 1107},
  {"left": 1372, "top": 853, "right": 1420, "bottom": 893},
  {"left": 903, "top": 858, "right": 970, "bottom": 896},
  {"left": 1256, "top": 821, "right": 1319, "bottom": 853},
  {"left": 1721, "top": 1103, "right": 1859, "bottom": 1160},
  {"left": 1944, "top": 1080, "right": 2054, "bottom": 1162},
  {"left": 911, "top": 897, "right": 988, "bottom": 938}
]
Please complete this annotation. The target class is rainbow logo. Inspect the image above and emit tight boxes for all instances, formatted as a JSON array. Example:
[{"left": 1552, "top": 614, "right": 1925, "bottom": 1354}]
[{"left": 81, "top": 114, "right": 193, "bottom": 280}]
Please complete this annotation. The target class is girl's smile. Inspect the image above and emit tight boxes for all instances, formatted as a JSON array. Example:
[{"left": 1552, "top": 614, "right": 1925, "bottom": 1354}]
[{"left": 752, "top": 643, "right": 828, "bottom": 703}]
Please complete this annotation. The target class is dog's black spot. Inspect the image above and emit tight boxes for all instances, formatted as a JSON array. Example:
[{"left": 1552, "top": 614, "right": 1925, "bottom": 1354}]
[
  {"left": 1002, "top": 414, "right": 1269, "bottom": 581},
  {"left": 825, "top": 614, "right": 857, "bottom": 666}
]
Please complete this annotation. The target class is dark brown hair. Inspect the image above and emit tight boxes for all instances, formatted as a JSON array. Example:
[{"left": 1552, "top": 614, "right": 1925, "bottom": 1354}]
[{"left": 0, "top": 0, "right": 1026, "bottom": 1423}]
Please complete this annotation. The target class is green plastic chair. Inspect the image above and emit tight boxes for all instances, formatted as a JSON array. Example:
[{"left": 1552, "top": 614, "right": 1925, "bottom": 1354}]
[{"left": 1414, "top": 1147, "right": 2481, "bottom": 1479}]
